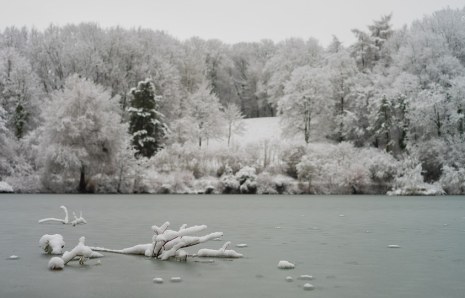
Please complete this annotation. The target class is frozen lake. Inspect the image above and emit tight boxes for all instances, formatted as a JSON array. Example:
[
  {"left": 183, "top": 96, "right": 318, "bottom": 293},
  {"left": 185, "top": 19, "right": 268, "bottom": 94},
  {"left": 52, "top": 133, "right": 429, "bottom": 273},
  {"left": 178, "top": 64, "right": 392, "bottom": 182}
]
[{"left": 1, "top": 195, "right": 465, "bottom": 298}]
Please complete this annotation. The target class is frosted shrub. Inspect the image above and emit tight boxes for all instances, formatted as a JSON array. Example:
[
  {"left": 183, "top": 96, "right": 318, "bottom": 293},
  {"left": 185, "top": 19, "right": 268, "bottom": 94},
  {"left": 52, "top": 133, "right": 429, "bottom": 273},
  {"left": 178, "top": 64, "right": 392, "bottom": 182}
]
[
  {"left": 193, "top": 176, "right": 220, "bottom": 194},
  {"left": 439, "top": 166, "right": 465, "bottom": 194},
  {"left": 257, "top": 172, "right": 297, "bottom": 194},
  {"left": 219, "top": 171, "right": 240, "bottom": 194},
  {"left": 297, "top": 143, "right": 394, "bottom": 194},
  {"left": 281, "top": 145, "right": 306, "bottom": 179},
  {"left": 389, "top": 158, "right": 444, "bottom": 195},
  {"left": 235, "top": 166, "right": 257, "bottom": 194}
]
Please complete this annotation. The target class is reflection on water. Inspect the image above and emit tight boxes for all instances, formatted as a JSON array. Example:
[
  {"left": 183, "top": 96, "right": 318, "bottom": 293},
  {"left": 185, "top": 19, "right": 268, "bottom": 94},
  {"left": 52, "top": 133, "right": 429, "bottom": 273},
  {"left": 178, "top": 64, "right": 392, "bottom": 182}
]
[{"left": 0, "top": 194, "right": 464, "bottom": 298}]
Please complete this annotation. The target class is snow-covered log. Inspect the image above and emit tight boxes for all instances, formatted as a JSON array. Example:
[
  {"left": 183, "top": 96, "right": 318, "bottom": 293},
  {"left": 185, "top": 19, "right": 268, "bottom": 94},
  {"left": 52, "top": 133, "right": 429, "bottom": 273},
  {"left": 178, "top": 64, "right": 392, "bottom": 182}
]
[
  {"left": 91, "top": 244, "right": 152, "bottom": 255},
  {"left": 62, "top": 237, "right": 95, "bottom": 265},
  {"left": 38, "top": 205, "right": 69, "bottom": 224},
  {"left": 197, "top": 241, "right": 243, "bottom": 258},
  {"left": 91, "top": 222, "right": 226, "bottom": 262},
  {"left": 39, "top": 234, "right": 65, "bottom": 255},
  {"left": 159, "top": 232, "right": 223, "bottom": 260}
]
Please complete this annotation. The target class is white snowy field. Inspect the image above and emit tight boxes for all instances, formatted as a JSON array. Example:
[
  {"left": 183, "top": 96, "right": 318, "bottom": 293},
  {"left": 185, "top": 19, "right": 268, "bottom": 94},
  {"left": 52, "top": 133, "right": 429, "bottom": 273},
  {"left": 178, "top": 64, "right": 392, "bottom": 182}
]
[
  {"left": 208, "top": 117, "right": 303, "bottom": 150},
  {"left": 1, "top": 194, "right": 465, "bottom": 298}
]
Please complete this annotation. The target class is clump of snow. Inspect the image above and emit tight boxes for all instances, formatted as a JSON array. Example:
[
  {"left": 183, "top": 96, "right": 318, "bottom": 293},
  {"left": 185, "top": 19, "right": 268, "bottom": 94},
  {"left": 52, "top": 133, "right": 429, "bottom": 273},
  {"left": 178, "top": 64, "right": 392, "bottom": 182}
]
[
  {"left": 39, "top": 234, "right": 65, "bottom": 255},
  {"left": 48, "top": 257, "right": 64, "bottom": 270},
  {"left": 285, "top": 276, "right": 294, "bottom": 282},
  {"left": 388, "top": 245, "right": 401, "bottom": 248},
  {"left": 278, "top": 260, "right": 295, "bottom": 269},
  {"left": 298, "top": 275, "right": 314, "bottom": 280},
  {"left": 303, "top": 283, "right": 315, "bottom": 291},
  {"left": 8, "top": 255, "right": 19, "bottom": 260},
  {"left": 236, "top": 243, "right": 248, "bottom": 248},
  {"left": 175, "top": 250, "right": 188, "bottom": 262},
  {"left": 153, "top": 277, "right": 164, "bottom": 284},
  {"left": 170, "top": 277, "right": 182, "bottom": 282},
  {"left": 197, "top": 242, "right": 243, "bottom": 258},
  {"left": 0, "top": 181, "right": 14, "bottom": 193}
]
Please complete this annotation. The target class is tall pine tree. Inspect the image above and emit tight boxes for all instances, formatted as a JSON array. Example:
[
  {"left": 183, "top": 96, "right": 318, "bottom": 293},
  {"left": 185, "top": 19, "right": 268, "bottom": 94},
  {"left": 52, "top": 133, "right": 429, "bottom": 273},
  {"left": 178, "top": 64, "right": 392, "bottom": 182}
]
[{"left": 128, "top": 79, "right": 167, "bottom": 158}]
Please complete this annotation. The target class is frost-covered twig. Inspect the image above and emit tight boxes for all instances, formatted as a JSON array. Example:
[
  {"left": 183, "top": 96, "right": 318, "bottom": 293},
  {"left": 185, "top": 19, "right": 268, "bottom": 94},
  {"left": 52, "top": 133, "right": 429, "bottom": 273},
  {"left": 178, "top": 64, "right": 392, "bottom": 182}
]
[
  {"left": 70, "top": 211, "right": 87, "bottom": 226},
  {"left": 38, "top": 205, "right": 69, "bottom": 224},
  {"left": 196, "top": 241, "right": 243, "bottom": 258}
]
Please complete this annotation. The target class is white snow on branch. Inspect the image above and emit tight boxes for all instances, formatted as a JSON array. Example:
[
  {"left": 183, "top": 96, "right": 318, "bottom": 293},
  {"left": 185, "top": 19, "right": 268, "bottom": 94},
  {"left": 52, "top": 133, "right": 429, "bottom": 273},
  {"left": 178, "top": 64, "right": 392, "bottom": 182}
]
[{"left": 197, "top": 241, "right": 243, "bottom": 258}]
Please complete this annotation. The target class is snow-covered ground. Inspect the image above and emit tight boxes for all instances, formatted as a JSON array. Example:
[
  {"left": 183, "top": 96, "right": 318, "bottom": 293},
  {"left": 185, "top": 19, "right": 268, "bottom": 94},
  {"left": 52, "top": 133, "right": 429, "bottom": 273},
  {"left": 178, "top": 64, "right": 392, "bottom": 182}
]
[{"left": 208, "top": 117, "right": 303, "bottom": 149}]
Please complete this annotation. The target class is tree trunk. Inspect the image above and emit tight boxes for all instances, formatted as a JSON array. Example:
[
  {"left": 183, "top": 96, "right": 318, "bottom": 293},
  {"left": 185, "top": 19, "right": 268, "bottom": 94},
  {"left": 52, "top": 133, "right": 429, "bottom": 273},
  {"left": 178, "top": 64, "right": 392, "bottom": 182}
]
[{"left": 78, "top": 166, "right": 86, "bottom": 193}]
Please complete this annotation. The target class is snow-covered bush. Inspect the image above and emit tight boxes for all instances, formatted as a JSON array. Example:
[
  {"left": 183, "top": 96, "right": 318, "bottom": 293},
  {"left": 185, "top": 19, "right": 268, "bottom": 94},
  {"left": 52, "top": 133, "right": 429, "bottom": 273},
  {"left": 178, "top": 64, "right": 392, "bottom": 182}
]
[
  {"left": 193, "top": 176, "right": 220, "bottom": 194},
  {"left": 389, "top": 158, "right": 445, "bottom": 195},
  {"left": 256, "top": 172, "right": 298, "bottom": 194},
  {"left": 235, "top": 166, "right": 257, "bottom": 194},
  {"left": 297, "top": 142, "right": 395, "bottom": 194},
  {"left": 0, "top": 181, "right": 14, "bottom": 193},
  {"left": 439, "top": 166, "right": 465, "bottom": 194},
  {"left": 219, "top": 167, "right": 240, "bottom": 194}
]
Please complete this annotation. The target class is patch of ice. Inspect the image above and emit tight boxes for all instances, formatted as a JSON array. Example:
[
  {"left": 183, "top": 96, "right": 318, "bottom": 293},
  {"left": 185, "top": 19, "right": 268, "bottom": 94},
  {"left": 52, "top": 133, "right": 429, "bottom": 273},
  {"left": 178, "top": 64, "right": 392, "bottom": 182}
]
[
  {"left": 285, "top": 276, "right": 293, "bottom": 282},
  {"left": 236, "top": 243, "right": 248, "bottom": 248},
  {"left": 278, "top": 260, "right": 295, "bottom": 269},
  {"left": 388, "top": 245, "right": 401, "bottom": 248},
  {"left": 48, "top": 257, "right": 64, "bottom": 270},
  {"left": 8, "top": 255, "right": 19, "bottom": 260},
  {"left": 170, "top": 277, "right": 182, "bottom": 282},
  {"left": 298, "top": 275, "right": 313, "bottom": 280},
  {"left": 153, "top": 277, "right": 164, "bottom": 284},
  {"left": 303, "top": 283, "right": 315, "bottom": 291},
  {"left": 339, "top": 214, "right": 345, "bottom": 217}
]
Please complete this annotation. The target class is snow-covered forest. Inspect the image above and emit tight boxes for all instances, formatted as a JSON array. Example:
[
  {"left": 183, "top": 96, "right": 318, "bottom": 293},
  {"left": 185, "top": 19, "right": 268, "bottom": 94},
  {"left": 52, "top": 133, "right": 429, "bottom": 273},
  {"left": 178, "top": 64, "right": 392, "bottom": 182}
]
[{"left": 1, "top": 7, "right": 465, "bottom": 194}]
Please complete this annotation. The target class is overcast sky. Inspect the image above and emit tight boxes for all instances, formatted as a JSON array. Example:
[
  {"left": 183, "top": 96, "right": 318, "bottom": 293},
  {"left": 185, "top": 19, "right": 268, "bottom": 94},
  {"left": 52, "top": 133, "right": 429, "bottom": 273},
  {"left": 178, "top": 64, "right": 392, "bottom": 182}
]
[{"left": 0, "top": 0, "right": 463, "bottom": 46}]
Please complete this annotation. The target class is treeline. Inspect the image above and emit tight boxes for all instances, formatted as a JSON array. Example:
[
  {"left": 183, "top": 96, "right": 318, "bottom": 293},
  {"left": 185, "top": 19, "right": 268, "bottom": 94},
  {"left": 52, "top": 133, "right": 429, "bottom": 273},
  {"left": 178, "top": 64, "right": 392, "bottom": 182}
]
[{"left": 1, "top": 7, "right": 465, "bottom": 194}]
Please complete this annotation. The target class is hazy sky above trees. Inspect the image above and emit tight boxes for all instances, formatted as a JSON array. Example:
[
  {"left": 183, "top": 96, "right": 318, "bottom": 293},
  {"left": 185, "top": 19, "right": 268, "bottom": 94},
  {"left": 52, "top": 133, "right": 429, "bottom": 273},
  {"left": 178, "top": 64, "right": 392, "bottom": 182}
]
[{"left": 0, "top": 0, "right": 463, "bottom": 45}]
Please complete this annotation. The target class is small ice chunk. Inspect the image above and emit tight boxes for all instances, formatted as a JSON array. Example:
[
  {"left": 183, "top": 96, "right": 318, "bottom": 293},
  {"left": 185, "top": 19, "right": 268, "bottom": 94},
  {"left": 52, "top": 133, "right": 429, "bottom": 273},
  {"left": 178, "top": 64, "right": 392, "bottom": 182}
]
[
  {"left": 8, "top": 255, "right": 19, "bottom": 260},
  {"left": 275, "top": 227, "right": 281, "bottom": 229},
  {"left": 298, "top": 275, "right": 313, "bottom": 280},
  {"left": 285, "top": 276, "right": 293, "bottom": 282},
  {"left": 153, "top": 277, "right": 164, "bottom": 284},
  {"left": 278, "top": 260, "right": 295, "bottom": 269},
  {"left": 388, "top": 245, "right": 401, "bottom": 248},
  {"left": 48, "top": 257, "right": 64, "bottom": 270},
  {"left": 236, "top": 243, "right": 248, "bottom": 248},
  {"left": 303, "top": 283, "right": 315, "bottom": 291},
  {"left": 339, "top": 214, "right": 345, "bottom": 217},
  {"left": 96, "top": 260, "right": 101, "bottom": 265},
  {"left": 170, "top": 277, "right": 182, "bottom": 282}
]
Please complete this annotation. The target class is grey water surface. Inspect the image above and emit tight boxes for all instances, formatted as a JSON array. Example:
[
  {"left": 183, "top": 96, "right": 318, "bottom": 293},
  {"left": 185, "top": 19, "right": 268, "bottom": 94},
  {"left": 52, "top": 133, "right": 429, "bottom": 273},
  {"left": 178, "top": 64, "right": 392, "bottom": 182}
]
[{"left": 1, "top": 195, "right": 464, "bottom": 298}]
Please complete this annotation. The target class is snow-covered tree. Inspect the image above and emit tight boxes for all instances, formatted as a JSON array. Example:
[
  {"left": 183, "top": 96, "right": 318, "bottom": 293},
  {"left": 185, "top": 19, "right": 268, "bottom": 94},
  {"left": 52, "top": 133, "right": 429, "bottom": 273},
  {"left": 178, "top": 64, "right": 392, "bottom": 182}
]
[
  {"left": 278, "top": 66, "right": 331, "bottom": 143},
  {"left": 128, "top": 78, "right": 168, "bottom": 158},
  {"left": 259, "top": 38, "right": 323, "bottom": 111},
  {"left": 223, "top": 103, "right": 245, "bottom": 146},
  {"left": 0, "top": 47, "right": 42, "bottom": 139},
  {"left": 186, "top": 83, "right": 225, "bottom": 147},
  {"left": 39, "top": 75, "right": 129, "bottom": 192},
  {"left": 326, "top": 50, "right": 358, "bottom": 142}
]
